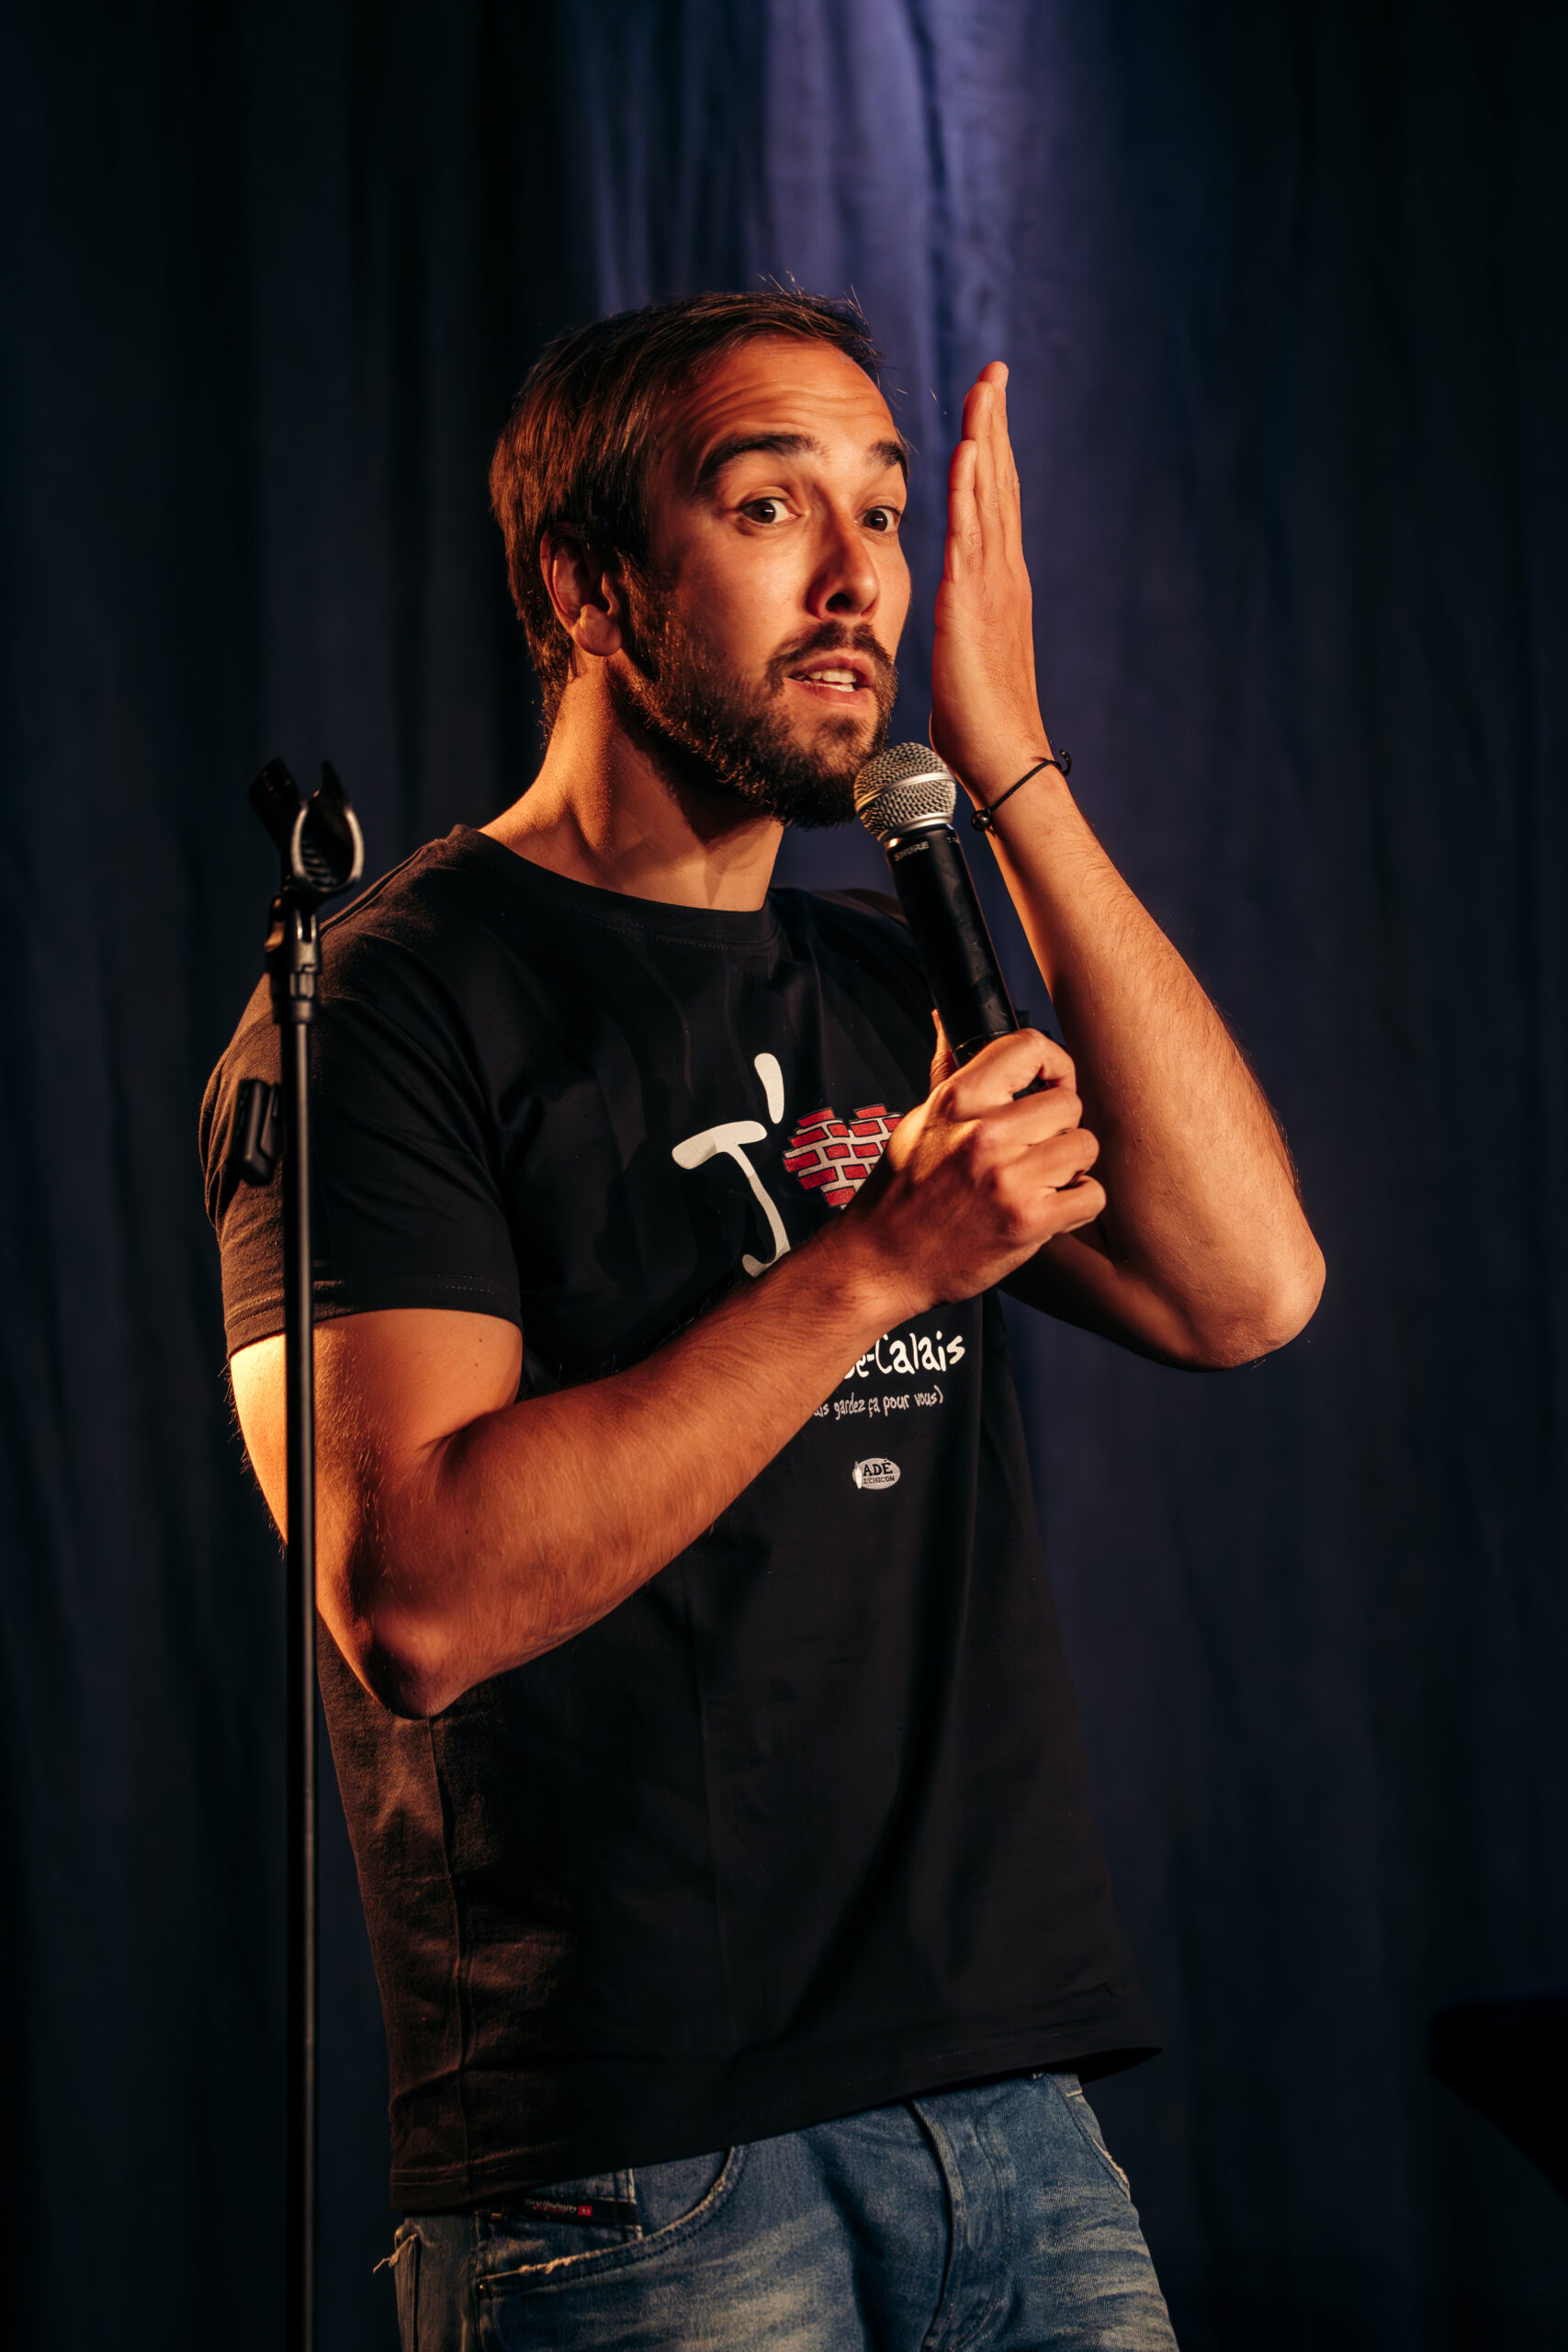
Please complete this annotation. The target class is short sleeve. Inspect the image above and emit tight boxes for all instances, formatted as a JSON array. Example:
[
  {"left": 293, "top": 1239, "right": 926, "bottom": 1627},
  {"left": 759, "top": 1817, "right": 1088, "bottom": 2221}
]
[{"left": 201, "top": 934, "right": 523, "bottom": 1357}]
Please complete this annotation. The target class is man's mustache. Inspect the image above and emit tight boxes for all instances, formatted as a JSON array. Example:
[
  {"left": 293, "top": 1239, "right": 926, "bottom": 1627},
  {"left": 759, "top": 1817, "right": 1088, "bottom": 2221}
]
[{"left": 765, "top": 624, "right": 897, "bottom": 701}]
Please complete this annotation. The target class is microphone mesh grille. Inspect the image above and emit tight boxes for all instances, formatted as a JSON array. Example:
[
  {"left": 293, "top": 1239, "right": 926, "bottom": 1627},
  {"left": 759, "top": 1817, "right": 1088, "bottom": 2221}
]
[{"left": 853, "top": 742, "right": 958, "bottom": 841}]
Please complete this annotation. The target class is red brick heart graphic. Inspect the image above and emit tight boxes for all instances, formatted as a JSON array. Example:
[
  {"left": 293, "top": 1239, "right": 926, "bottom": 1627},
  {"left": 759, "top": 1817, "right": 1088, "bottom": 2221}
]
[{"left": 783, "top": 1104, "right": 902, "bottom": 1209}]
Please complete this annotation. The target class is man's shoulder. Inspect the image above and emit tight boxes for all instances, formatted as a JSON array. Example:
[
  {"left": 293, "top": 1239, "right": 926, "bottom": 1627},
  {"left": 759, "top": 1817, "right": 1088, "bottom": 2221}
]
[
  {"left": 318, "top": 826, "right": 513, "bottom": 981},
  {"left": 200, "top": 831, "right": 511, "bottom": 1157}
]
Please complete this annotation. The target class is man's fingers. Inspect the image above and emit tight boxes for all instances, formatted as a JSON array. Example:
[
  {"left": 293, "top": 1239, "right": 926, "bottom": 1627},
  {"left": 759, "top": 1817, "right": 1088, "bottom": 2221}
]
[
  {"left": 1046, "top": 1173, "right": 1107, "bottom": 1236},
  {"left": 1032, "top": 1122, "right": 1100, "bottom": 1188},
  {"left": 960, "top": 364, "right": 1000, "bottom": 443},
  {"left": 976, "top": 380, "right": 1007, "bottom": 516},
  {"left": 960, "top": 388, "right": 999, "bottom": 543},
  {"left": 953, "top": 367, "right": 1017, "bottom": 560},
  {"left": 929, "top": 1012, "right": 957, "bottom": 1087},
  {"left": 976, "top": 369, "right": 1024, "bottom": 555},
  {"left": 952, "top": 368, "right": 1020, "bottom": 497},
  {"left": 947, "top": 373, "right": 1027, "bottom": 610},
  {"left": 863, "top": 1007, "right": 1104, "bottom": 1288},
  {"left": 968, "top": 1088, "right": 1094, "bottom": 1166},
  {"left": 979, "top": 1127, "right": 1104, "bottom": 1252},
  {"left": 927, "top": 1030, "right": 1094, "bottom": 1184},
  {"left": 944, "top": 437, "right": 981, "bottom": 581},
  {"left": 939, "top": 1027, "right": 1076, "bottom": 1112}
]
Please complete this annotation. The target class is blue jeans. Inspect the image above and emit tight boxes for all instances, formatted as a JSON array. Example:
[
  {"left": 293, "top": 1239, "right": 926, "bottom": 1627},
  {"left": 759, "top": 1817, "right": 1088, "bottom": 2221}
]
[{"left": 389, "top": 2071, "right": 1178, "bottom": 2348}]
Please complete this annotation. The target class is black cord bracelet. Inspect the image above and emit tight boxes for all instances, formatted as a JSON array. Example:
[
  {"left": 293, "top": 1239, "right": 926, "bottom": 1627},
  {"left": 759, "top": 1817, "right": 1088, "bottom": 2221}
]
[{"left": 970, "top": 749, "right": 1071, "bottom": 831}]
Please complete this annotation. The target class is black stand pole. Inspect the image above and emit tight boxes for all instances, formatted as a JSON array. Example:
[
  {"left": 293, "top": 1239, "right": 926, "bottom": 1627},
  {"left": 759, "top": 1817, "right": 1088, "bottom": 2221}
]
[
  {"left": 229, "top": 761, "right": 364, "bottom": 2352},
  {"left": 276, "top": 899, "right": 321, "bottom": 2352}
]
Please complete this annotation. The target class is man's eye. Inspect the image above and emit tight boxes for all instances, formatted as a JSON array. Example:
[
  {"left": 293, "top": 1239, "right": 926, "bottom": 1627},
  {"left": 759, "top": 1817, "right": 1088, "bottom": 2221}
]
[
  {"left": 864, "top": 507, "right": 902, "bottom": 533},
  {"left": 743, "top": 497, "right": 787, "bottom": 525}
]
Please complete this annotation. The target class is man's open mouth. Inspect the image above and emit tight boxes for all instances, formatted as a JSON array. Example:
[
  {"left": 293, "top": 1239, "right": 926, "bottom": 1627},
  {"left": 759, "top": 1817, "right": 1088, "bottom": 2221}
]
[{"left": 787, "top": 660, "right": 872, "bottom": 695}]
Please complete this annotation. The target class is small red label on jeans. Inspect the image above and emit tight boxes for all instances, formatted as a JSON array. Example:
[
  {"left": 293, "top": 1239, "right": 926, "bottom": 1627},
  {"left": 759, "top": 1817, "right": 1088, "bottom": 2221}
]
[{"left": 514, "top": 2193, "right": 638, "bottom": 2230}]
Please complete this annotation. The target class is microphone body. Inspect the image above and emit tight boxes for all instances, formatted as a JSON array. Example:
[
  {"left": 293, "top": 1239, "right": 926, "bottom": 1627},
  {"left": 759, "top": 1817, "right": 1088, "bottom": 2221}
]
[
  {"left": 882, "top": 820, "right": 1019, "bottom": 1063},
  {"left": 853, "top": 744, "right": 1028, "bottom": 1067}
]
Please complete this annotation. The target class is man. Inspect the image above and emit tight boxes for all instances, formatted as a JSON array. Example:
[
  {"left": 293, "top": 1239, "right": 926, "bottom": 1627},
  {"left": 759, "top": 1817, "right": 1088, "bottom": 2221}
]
[{"left": 204, "top": 291, "right": 1322, "bottom": 2349}]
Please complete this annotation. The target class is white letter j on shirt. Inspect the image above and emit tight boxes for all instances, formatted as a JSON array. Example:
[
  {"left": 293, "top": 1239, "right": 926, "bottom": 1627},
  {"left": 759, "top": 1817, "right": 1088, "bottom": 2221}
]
[{"left": 671, "top": 1053, "right": 790, "bottom": 1278}]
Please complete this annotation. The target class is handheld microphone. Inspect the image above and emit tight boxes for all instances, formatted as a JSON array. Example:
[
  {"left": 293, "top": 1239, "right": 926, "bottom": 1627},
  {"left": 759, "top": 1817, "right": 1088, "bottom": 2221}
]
[{"left": 853, "top": 743, "right": 1032, "bottom": 1067}]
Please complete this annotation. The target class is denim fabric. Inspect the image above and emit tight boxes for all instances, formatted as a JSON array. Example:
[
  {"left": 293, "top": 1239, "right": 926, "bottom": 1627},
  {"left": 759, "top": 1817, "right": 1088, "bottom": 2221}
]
[{"left": 388, "top": 2071, "right": 1178, "bottom": 2349}]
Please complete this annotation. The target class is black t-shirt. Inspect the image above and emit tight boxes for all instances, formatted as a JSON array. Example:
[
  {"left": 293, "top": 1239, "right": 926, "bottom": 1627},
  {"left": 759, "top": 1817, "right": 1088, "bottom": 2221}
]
[{"left": 201, "top": 826, "right": 1156, "bottom": 2211}]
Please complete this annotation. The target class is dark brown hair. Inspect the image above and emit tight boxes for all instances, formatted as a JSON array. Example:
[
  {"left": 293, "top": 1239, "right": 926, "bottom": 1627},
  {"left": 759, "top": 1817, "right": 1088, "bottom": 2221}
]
[{"left": 489, "top": 290, "right": 884, "bottom": 727}]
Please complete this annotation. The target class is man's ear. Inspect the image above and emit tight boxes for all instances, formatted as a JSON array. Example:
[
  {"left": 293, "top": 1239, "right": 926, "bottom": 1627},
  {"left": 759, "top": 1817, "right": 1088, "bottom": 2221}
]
[{"left": 539, "top": 531, "right": 626, "bottom": 662}]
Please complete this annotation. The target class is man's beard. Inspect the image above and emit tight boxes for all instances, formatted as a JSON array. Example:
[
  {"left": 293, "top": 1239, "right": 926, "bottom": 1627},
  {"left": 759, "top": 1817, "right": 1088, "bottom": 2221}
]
[{"left": 607, "top": 578, "right": 897, "bottom": 830}]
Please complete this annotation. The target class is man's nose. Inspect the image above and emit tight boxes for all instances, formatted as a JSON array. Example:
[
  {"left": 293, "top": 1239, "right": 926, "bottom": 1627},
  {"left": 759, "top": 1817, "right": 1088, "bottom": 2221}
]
[{"left": 806, "top": 509, "right": 880, "bottom": 619}]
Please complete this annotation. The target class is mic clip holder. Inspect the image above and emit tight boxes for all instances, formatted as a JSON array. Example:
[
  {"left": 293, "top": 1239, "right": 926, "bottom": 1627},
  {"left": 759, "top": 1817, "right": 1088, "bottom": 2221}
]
[
  {"left": 254, "top": 753, "right": 366, "bottom": 1024},
  {"left": 226, "top": 760, "right": 365, "bottom": 1191}
]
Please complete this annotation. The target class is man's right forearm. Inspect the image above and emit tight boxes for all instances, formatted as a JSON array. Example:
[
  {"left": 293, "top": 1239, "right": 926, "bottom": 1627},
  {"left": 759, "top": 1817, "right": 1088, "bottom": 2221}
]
[{"left": 345, "top": 1217, "right": 915, "bottom": 1716}]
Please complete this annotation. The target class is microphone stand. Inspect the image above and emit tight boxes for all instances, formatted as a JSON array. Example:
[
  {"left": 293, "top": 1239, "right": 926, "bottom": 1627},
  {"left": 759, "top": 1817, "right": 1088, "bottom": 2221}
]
[{"left": 229, "top": 761, "right": 364, "bottom": 2352}]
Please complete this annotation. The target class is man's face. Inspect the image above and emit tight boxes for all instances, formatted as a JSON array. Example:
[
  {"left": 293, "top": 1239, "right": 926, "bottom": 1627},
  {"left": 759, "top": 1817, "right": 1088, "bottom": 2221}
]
[{"left": 610, "top": 335, "right": 911, "bottom": 827}]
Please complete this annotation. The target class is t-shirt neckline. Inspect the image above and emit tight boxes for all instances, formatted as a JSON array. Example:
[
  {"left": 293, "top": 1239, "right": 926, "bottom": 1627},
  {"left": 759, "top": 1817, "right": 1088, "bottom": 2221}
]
[{"left": 449, "top": 825, "right": 783, "bottom": 952}]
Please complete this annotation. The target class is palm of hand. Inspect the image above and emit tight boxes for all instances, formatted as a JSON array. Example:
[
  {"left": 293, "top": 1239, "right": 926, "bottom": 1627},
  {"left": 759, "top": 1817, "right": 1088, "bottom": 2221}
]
[{"left": 929, "top": 363, "right": 1048, "bottom": 799}]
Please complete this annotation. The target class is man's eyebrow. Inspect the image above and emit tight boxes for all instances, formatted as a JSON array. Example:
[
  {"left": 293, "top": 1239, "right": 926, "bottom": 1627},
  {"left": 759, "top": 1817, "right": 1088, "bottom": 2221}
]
[
  {"left": 694, "top": 432, "right": 819, "bottom": 492},
  {"left": 694, "top": 430, "right": 911, "bottom": 494}
]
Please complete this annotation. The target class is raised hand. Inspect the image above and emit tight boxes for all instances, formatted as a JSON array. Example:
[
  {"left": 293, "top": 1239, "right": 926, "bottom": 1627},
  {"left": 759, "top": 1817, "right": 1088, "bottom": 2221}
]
[{"left": 929, "top": 362, "right": 1056, "bottom": 805}]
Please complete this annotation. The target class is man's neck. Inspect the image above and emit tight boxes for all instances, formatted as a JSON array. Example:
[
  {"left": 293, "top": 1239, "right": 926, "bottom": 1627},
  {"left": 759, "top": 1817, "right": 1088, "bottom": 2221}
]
[{"left": 483, "top": 684, "right": 784, "bottom": 912}]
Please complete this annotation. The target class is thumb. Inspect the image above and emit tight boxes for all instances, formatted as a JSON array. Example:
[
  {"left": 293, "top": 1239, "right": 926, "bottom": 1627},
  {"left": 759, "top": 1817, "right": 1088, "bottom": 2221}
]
[{"left": 929, "top": 1011, "right": 957, "bottom": 1088}]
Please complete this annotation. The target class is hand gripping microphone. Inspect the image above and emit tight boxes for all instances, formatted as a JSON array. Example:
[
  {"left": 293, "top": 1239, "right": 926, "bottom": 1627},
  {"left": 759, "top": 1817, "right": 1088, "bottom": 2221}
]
[{"left": 854, "top": 742, "right": 1032, "bottom": 1067}]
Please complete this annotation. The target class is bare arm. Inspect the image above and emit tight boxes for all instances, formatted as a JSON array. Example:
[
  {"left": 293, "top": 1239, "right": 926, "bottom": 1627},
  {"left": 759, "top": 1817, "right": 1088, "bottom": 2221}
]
[
  {"left": 929, "top": 363, "right": 1325, "bottom": 1367},
  {"left": 231, "top": 1028, "right": 1104, "bottom": 1718}
]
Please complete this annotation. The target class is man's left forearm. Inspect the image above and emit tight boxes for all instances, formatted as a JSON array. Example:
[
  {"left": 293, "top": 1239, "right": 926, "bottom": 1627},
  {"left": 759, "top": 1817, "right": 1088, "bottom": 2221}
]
[
  {"left": 925, "top": 360, "right": 1322, "bottom": 1366},
  {"left": 969, "top": 747, "right": 1325, "bottom": 1366}
]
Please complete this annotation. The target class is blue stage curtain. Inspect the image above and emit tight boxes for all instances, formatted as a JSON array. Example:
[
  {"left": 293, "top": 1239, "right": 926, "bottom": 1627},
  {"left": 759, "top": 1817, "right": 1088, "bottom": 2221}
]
[{"left": 2, "top": 5, "right": 1564, "bottom": 2345}]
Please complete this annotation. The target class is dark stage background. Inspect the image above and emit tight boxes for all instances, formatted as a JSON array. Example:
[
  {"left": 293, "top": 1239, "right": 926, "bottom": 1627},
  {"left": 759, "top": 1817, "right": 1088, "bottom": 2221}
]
[{"left": 3, "top": 3, "right": 1565, "bottom": 2345}]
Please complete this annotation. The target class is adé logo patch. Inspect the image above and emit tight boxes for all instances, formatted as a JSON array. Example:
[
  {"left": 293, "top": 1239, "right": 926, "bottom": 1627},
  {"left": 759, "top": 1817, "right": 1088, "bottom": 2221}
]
[
  {"left": 783, "top": 1105, "right": 901, "bottom": 1209},
  {"left": 852, "top": 1457, "right": 901, "bottom": 1492}
]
